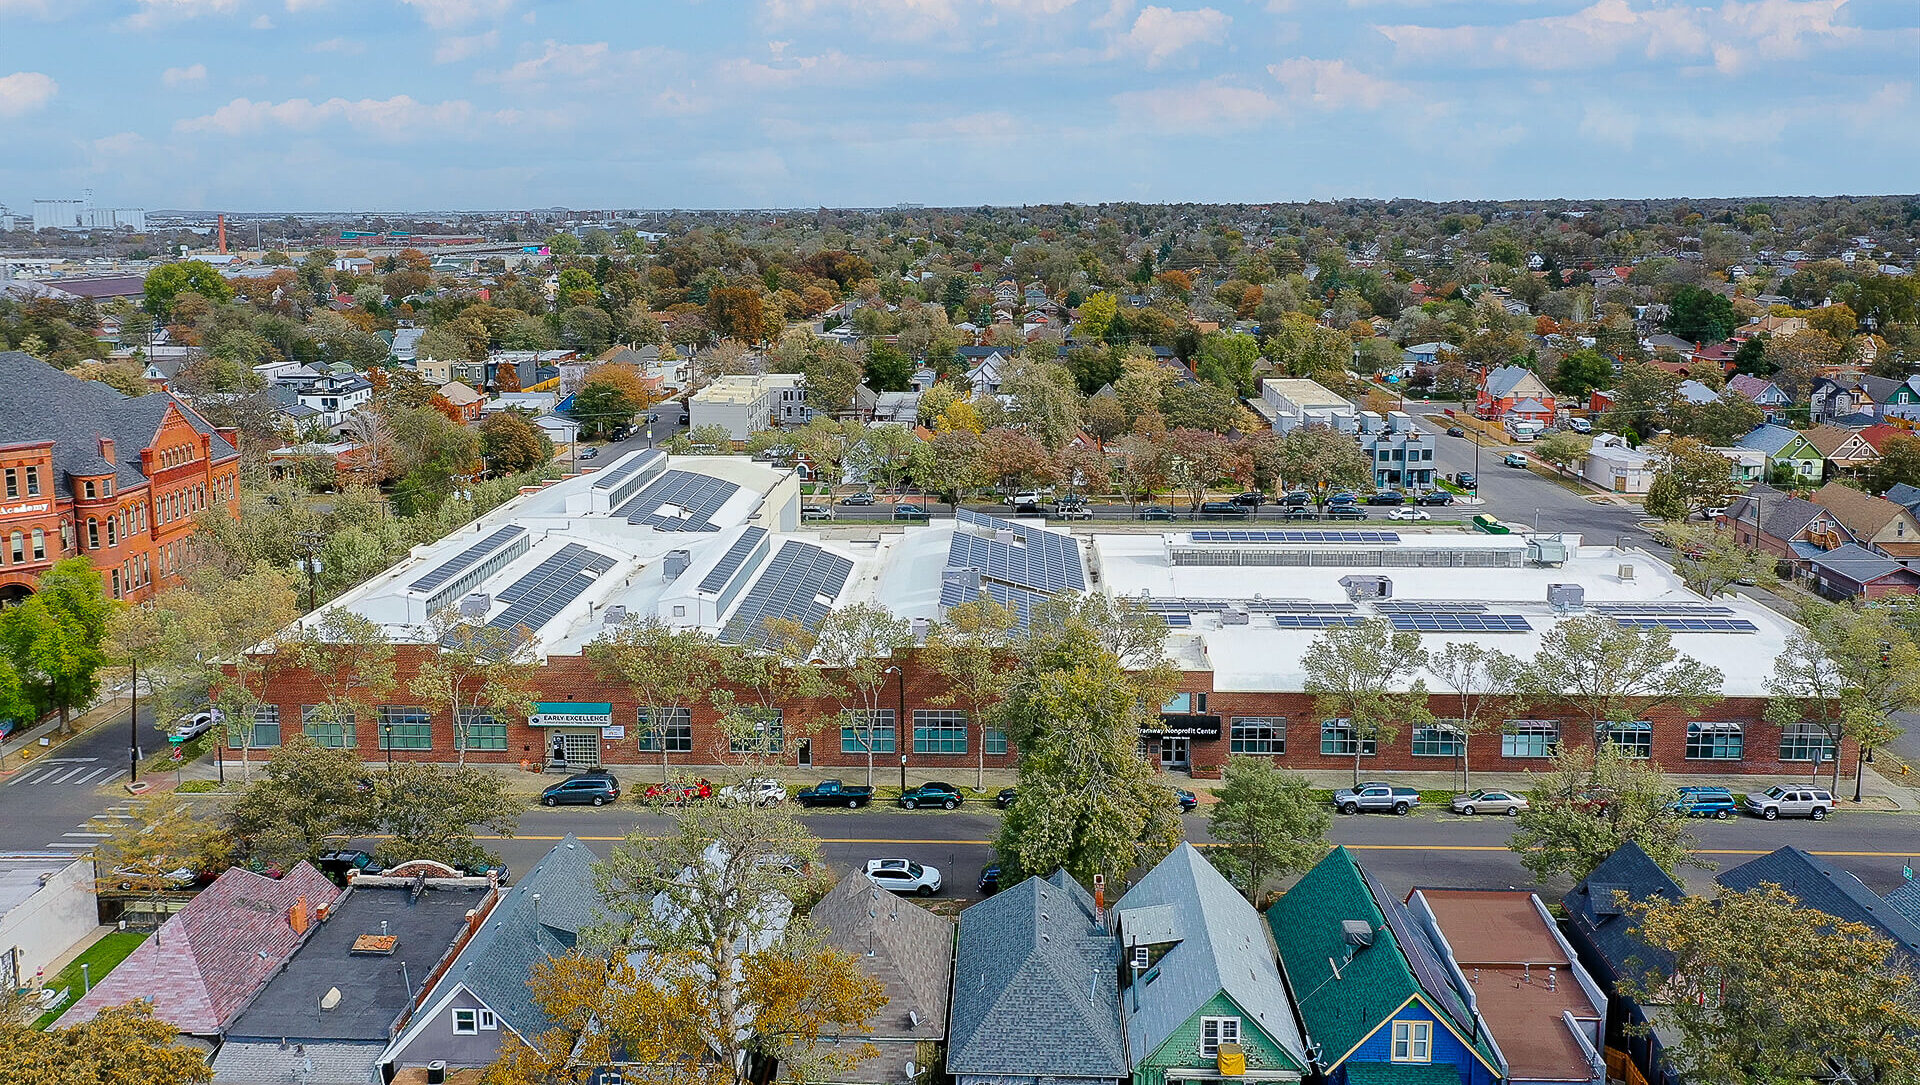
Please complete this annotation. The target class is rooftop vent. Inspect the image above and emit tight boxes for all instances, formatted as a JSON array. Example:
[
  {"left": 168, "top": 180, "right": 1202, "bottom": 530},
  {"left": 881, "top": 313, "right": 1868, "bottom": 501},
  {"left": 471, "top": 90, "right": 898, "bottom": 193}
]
[
  {"left": 1617, "top": 563, "right": 1636, "bottom": 581},
  {"left": 458, "top": 593, "right": 490, "bottom": 619},
  {"left": 1220, "top": 607, "right": 1250, "bottom": 626},
  {"left": 1339, "top": 575, "right": 1393, "bottom": 600},
  {"left": 1546, "top": 583, "right": 1586, "bottom": 610},
  {"left": 602, "top": 605, "right": 629, "bottom": 627},
  {"left": 1341, "top": 920, "right": 1374, "bottom": 948},
  {"left": 350, "top": 933, "right": 398, "bottom": 956},
  {"left": 663, "top": 549, "right": 691, "bottom": 580}
]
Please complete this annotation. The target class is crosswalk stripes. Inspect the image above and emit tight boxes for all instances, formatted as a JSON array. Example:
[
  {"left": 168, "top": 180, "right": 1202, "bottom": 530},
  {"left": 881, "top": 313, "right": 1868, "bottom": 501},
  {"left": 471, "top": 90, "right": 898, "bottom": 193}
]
[{"left": 3, "top": 758, "right": 119, "bottom": 788}]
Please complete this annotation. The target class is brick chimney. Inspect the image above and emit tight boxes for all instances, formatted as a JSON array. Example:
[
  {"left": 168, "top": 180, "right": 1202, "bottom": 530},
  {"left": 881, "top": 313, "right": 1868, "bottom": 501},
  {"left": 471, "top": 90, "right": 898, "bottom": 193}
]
[{"left": 98, "top": 437, "right": 115, "bottom": 465}]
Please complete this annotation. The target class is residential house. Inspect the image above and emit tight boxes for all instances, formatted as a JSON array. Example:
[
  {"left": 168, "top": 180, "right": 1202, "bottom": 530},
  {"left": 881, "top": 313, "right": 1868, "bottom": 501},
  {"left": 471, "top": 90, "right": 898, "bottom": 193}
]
[
  {"left": 389, "top": 326, "right": 425, "bottom": 363},
  {"left": 688, "top": 373, "right": 808, "bottom": 442},
  {"left": 1810, "top": 377, "right": 1863, "bottom": 422},
  {"left": 1735, "top": 312, "right": 1808, "bottom": 341},
  {"left": 1883, "top": 876, "right": 1920, "bottom": 928},
  {"left": 1644, "top": 333, "right": 1697, "bottom": 357},
  {"left": 1357, "top": 412, "right": 1436, "bottom": 489},
  {"left": 1724, "top": 484, "right": 1855, "bottom": 570},
  {"left": 948, "top": 871, "right": 1128, "bottom": 1085},
  {"left": 1403, "top": 342, "right": 1455, "bottom": 368},
  {"left": 796, "top": 873, "right": 953, "bottom": 1084},
  {"left": 1259, "top": 378, "right": 1357, "bottom": 435},
  {"left": 872, "top": 391, "right": 921, "bottom": 425},
  {"left": 56, "top": 864, "right": 340, "bottom": 1037},
  {"left": 1560, "top": 843, "right": 1686, "bottom": 1085},
  {"left": 1811, "top": 480, "right": 1920, "bottom": 559},
  {"left": 379, "top": 838, "right": 601, "bottom": 1080},
  {"left": 1408, "top": 889, "right": 1606, "bottom": 1085},
  {"left": 1718, "top": 847, "right": 1920, "bottom": 965},
  {"left": 0, "top": 856, "right": 94, "bottom": 994},
  {"left": 1734, "top": 424, "right": 1823, "bottom": 485},
  {"left": 1114, "top": 845, "right": 1311, "bottom": 1085},
  {"left": 209, "top": 878, "right": 498, "bottom": 1085},
  {"left": 437, "top": 381, "right": 486, "bottom": 425},
  {"left": 1476, "top": 365, "right": 1555, "bottom": 422},
  {"left": 1581, "top": 433, "right": 1656, "bottom": 494},
  {"left": 957, "top": 346, "right": 1014, "bottom": 397},
  {"left": 1675, "top": 380, "right": 1719, "bottom": 405},
  {"left": 1804, "top": 543, "right": 1920, "bottom": 599},
  {"left": 1726, "top": 374, "right": 1790, "bottom": 420},
  {"left": 295, "top": 372, "right": 373, "bottom": 433},
  {"left": 1885, "top": 482, "right": 1920, "bottom": 519},
  {"left": 267, "top": 441, "right": 366, "bottom": 483},
  {"left": 1859, "top": 375, "right": 1920, "bottom": 421},
  {"left": 1266, "top": 847, "right": 1503, "bottom": 1085},
  {"left": 1802, "top": 423, "right": 1880, "bottom": 476}
]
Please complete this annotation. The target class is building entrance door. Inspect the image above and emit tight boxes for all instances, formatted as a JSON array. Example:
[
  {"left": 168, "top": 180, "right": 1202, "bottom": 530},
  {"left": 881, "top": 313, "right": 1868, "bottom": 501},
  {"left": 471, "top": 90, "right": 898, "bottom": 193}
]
[
  {"left": 1159, "top": 736, "right": 1190, "bottom": 770},
  {"left": 797, "top": 739, "right": 812, "bottom": 768},
  {"left": 555, "top": 732, "right": 600, "bottom": 769}
]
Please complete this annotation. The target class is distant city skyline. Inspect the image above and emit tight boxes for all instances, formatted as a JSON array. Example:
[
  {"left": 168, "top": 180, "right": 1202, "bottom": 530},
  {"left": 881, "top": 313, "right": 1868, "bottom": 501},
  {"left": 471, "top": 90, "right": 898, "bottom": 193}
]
[{"left": 2, "top": 0, "right": 1916, "bottom": 212}]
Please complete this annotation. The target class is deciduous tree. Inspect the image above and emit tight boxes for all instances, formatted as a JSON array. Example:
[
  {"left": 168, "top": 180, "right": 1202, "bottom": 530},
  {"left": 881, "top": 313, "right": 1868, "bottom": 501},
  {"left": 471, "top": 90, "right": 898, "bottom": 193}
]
[
  {"left": 374, "top": 761, "right": 518, "bottom": 870},
  {"left": 409, "top": 609, "right": 542, "bottom": 766},
  {"left": 1767, "top": 599, "right": 1917, "bottom": 796},
  {"left": 1523, "top": 614, "right": 1722, "bottom": 745},
  {"left": 924, "top": 597, "right": 1019, "bottom": 789},
  {"left": 810, "top": 603, "right": 912, "bottom": 788},
  {"left": 1427, "top": 642, "right": 1522, "bottom": 791},
  {"left": 478, "top": 410, "right": 554, "bottom": 475},
  {"left": 1509, "top": 743, "right": 1699, "bottom": 882},
  {"left": 588, "top": 620, "right": 722, "bottom": 782},
  {"left": 0, "top": 1002, "right": 214, "bottom": 1085},
  {"left": 1206, "top": 756, "right": 1329, "bottom": 901},
  {"left": 1301, "top": 618, "right": 1430, "bottom": 786}
]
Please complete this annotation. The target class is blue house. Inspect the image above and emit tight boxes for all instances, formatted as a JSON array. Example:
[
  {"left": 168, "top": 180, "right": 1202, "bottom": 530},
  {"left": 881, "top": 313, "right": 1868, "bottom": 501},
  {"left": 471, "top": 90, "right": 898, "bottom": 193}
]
[{"left": 1267, "top": 847, "right": 1502, "bottom": 1085}]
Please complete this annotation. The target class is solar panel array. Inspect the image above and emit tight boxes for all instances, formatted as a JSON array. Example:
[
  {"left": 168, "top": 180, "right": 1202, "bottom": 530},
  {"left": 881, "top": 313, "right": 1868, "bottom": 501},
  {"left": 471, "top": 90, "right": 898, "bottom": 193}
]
[
  {"left": 722, "top": 542, "right": 855, "bottom": 645},
  {"left": 1163, "top": 613, "right": 1192, "bottom": 628},
  {"left": 591, "top": 449, "right": 667, "bottom": 502},
  {"left": 1591, "top": 602, "right": 1737, "bottom": 616},
  {"left": 1388, "top": 613, "right": 1534, "bottom": 633},
  {"left": 1187, "top": 529, "right": 1402, "bottom": 544},
  {"left": 617, "top": 470, "right": 742, "bottom": 532},
  {"left": 1273, "top": 614, "right": 1371, "bottom": 629},
  {"left": 698, "top": 528, "right": 770, "bottom": 594},
  {"left": 487, "top": 543, "right": 617, "bottom": 636},
  {"left": 410, "top": 526, "right": 528, "bottom": 593},
  {"left": 1377, "top": 600, "right": 1490, "bottom": 613},
  {"left": 1612, "top": 616, "right": 1759, "bottom": 633},
  {"left": 1365, "top": 867, "right": 1477, "bottom": 1028},
  {"left": 1142, "top": 598, "right": 1358, "bottom": 614}
]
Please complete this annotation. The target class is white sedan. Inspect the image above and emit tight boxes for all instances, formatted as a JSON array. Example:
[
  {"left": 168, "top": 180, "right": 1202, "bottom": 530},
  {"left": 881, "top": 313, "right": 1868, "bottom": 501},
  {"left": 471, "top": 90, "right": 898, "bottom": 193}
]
[
  {"left": 718, "top": 778, "right": 788, "bottom": 807},
  {"left": 168, "top": 707, "right": 224, "bottom": 741},
  {"left": 865, "top": 858, "right": 942, "bottom": 896},
  {"left": 1388, "top": 507, "right": 1432, "bottom": 521}
]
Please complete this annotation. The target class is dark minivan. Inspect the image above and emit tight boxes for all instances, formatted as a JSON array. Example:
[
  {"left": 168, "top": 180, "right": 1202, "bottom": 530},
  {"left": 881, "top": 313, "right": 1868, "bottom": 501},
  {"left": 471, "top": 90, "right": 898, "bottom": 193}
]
[{"left": 540, "top": 771, "right": 621, "bottom": 807}]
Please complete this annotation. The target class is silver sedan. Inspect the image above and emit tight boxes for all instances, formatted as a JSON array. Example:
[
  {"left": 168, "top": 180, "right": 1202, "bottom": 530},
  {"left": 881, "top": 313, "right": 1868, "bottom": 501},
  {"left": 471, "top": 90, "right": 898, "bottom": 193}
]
[{"left": 1451, "top": 789, "right": 1529, "bottom": 816}]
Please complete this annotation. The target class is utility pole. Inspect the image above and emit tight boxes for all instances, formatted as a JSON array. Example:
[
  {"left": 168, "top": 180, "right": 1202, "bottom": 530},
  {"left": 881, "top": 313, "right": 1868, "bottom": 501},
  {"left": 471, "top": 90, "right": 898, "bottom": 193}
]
[{"left": 127, "top": 658, "right": 139, "bottom": 784}]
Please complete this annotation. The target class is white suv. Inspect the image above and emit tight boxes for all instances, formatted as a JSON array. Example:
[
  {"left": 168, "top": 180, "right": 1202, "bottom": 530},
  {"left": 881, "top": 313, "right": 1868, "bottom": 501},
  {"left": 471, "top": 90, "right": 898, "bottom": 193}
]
[
  {"left": 865, "top": 858, "right": 942, "bottom": 896},
  {"left": 1744, "top": 785, "right": 1833, "bottom": 821}
]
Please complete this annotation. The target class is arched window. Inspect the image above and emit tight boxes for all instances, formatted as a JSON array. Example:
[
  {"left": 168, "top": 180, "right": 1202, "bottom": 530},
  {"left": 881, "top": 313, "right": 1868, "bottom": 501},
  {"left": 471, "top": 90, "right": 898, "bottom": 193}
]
[
  {"left": 86, "top": 518, "right": 99, "bottom": 549},
  {"left": 31, "top": 528, "right": 44, "bottom": 561}
]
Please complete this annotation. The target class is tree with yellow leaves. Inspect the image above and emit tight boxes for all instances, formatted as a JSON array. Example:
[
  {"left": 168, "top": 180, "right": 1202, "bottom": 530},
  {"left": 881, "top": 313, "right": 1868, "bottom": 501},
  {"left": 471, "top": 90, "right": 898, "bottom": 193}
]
[{"left": 0, "top": 1002, "right": 212, "bottom": 1084}]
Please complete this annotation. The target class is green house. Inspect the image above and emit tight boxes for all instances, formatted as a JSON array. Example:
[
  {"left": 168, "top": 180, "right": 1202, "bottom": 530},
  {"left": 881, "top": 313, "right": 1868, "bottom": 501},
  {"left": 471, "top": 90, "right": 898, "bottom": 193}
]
[{"left": 1114, "top": 844, "right": 1312, "bottom": 1085}]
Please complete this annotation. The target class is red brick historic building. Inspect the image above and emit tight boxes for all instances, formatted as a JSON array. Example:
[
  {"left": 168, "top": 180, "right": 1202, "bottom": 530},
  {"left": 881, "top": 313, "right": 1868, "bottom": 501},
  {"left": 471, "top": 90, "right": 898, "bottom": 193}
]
[{"left": 0, "top": 352, "right": 242, "bottom": 605}]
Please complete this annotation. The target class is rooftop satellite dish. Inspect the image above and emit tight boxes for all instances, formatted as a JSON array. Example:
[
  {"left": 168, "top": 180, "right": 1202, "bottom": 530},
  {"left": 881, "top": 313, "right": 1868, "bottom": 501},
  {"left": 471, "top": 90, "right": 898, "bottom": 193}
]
[{"left": 320, "top": 987, "right": 342, "bottom": 1011}]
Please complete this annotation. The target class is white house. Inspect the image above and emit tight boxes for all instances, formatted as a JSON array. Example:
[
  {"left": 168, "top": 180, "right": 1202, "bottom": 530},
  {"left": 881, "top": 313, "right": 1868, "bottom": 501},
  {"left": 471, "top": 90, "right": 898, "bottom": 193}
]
[
  {"left": 688, "top": 373, "right": 808, "bottom": 441},
  {"left": 1259, "top": 378, "right": 1358, "bottom": 434},
  {"left": 295, "top": 373, "right": 373, "bottom": 431},
  {"left": 1581, "top": 433, "right": 1656, "bottom": 494}
]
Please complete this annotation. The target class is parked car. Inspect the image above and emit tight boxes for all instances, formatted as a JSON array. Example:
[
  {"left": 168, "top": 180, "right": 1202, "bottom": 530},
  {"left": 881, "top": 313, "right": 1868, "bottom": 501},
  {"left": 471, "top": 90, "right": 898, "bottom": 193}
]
[
  {"left": 1138, "top": 505, "right": 1176, "bottom": 521},
  {"left": 1282, "top": 491, "right": 1313, "bottom": 507},
  {"left": 1005, "top": 491, "right": 1046, "bottom": 507},
  {"left": 800, "top": 504, "right": 834, "bottom": 522},
  {"left": 893, "top": 504, "right": 930, "bottom": 521},
  {"left": 1199, "top": 501, "right": 1248, "bottom": 519},
  {"left": 1326, "top": 505, "right": 1368, "bottom": 520},
  {"left": 899, "top": 782, "right": 964, "bottom": 810},
  {"left": 111, "top": 865, "right": 207, "bottom": 892},
  {"left": 718, "top": 777, "right": 788, "bottom": 807},
  {"left": 1454, "top": 471, "right": 1477, "bottom": 488},
  {"left": 796, "top": 779, "right": 875, "bottom": 808},
  {"left": 995, "top": 787, "right": 1019, "bottom": 808},
  {"left": 317, "top": 849, "right": 382, "bottom": 885},
  {"left": 1230, "top": 491, "right": 1266, "bottom": 507},
  {"left": 577, "top": 447, "right": 599, "bottom": 460},
  {"left": 1446, "top": 426, "right": 1467, "bottom": 437},
  {"left": 1503, "top": 452, "right": 1529, "bottom": 467},
  {"left": 168, "top": 706, "right": 224, "bottom": 741},
  {"left": 1451, "top": 789, "right": 1527, "bottom": 816},
  {"left": 1283, "top": 506, "right": 1318, "bottom": 520},
  {"left": 840, "top": 492, "right": 876, "bottom": 506},
  {"left": 1327, "top": 491, "right": 1359, "bottom": 505},
  {"left": 978, "top": 865, "right": 1002, "bottom": 896},
  {"left": 866, "top": 858, "right": 941, "bottom": 896},
  {"left": 1388, "top": 507, "right": 1432, "bottom": 521},
  {"left": 1055, "top": 503, "right": 1093, "bottom": 521},
  {"left": 1571, "top": 787, "right": 1616, "bottom": 815},
  {"left": 1175, "top": 788, "right": 1199, "bottom": 812},
  {"left": 1333, "top": 782, "right": 1421, "bottom": 815},
  {"left": 642, "top": 778, "right": 713, "bottom": 805},
  {"left": 1568, "top": 418, "right": 1592, "bottom": 434},
  {"left": 1366, "top": 490, "right": 1406, "bottom": 506},
  {"left": 541, "top": 772, "right": 621, "bottom": 807},
  {"left": 1670, "top": 785, "right": 1737, "bottom": 819},
  {"left": 1744, "top": 785, "right": 1833, "bottom": 820},
  {"left": 1415, "top": 491, "right": 1454, "bottom": 506}
]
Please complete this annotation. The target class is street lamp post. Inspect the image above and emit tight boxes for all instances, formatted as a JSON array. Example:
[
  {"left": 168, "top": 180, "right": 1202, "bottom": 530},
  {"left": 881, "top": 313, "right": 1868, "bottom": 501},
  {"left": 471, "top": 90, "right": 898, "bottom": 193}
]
[
  {"left": 887, "top": 665, "right": 907, "bottom": 793},
  {"left": 383, "top": 723, "right": 393, "bottom": 768},
  {"left": 127, "top": 658, "right": 139, "bottom": 784}
]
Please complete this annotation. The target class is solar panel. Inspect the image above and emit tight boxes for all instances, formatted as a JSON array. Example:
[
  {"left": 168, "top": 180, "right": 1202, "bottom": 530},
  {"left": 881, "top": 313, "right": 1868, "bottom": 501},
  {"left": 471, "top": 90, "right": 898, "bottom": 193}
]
[
  {"left": 1141, "top": 598, "right": 1360, "bottom": 614},
  {"left": 936, "top": 576, "right": 1048, "bottom": 628},
  {"left": 946, "top": 514, "right": 1086, "bottom": 595},
  {"left": 410, "top": 526, "right": 528, "bottom": 593},
  {"left": 722, "top": 541, "right": 855, "bottom": 645},
  {"left": 1366, "top": 867, "right": 1476, "bottom": 1028},
  {"left": 1272, "top": 614, "right": 1371, "bottom": 629},
  {"left": 1389, "top": 613, "right": 1534, "bottom": 633},
  {"left": 1186, "top": 529, "right": 1402, "bottom": 544},
  {"left": 591, "top": 449, "right": 666, "bottom": 491},
  {"left": 697, "top": 528, "right": 770, "bottom": 594},
  {"left": 1591, "top": 602, "right": 1737, "bottom": 616},
  {"left": 487, "top": 544, "right": 617, "bottom": 636},
  {"left": 1377, "top": 600, "right": 1490, "bottom": 613},
  {"left": 1612, "top": 616, "right": 1759, "bottom": 633},
  {"left": 1162, "top": 614, "right": 1192, "bottom": 627},
  {"left": 617, "top": 469, "right": 742, "bottom": 532}
]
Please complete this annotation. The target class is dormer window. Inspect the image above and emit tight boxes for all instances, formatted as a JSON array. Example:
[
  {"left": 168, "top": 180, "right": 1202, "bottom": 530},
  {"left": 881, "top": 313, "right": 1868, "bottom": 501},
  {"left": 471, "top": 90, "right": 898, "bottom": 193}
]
[{"left": 83, "top": 480, "right": 95, "bottom": 500}]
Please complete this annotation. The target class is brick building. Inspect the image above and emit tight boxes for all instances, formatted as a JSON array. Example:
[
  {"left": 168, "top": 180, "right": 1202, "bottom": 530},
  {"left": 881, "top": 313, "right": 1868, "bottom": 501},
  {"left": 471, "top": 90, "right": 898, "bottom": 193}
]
[
  {"left": 244, "top": 450, "right": 1839, "bottom": 779},
  {"left": 0, "top": 352, "right": 242, "bottom": 605}
]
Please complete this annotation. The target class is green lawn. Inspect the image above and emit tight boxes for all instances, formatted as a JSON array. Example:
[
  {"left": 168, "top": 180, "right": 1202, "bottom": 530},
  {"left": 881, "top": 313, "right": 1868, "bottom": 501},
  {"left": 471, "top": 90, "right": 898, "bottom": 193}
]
[{"left": 32, "top": 930, "right": 149, "bottom": 1029}]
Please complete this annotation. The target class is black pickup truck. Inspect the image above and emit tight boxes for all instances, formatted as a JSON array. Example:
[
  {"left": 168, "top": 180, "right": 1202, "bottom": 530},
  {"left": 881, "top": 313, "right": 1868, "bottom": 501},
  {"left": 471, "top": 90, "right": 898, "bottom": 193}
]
[{"left": 795, "top": 779, "right": 875, "bottom": 808}]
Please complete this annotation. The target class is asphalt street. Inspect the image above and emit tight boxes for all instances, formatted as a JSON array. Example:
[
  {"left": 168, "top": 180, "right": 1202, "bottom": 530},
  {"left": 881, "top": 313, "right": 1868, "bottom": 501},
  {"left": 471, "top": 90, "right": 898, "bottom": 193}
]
[{"left": 0, "top": 703, "right": 152, "bottom": 858}]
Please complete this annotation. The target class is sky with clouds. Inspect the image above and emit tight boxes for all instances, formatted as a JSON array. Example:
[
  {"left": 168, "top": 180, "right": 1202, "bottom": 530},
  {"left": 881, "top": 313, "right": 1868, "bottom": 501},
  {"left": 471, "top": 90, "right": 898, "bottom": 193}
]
[{"left": 1, "top": 0, "right": 1915, "bottom": 211}]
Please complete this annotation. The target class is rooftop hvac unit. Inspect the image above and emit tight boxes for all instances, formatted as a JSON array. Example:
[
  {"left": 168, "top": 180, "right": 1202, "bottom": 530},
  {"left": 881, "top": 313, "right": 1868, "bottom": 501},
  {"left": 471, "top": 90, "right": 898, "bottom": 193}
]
[
  {"left": 1220, "top": 607, "right": 1250, "bottom": 626},
  {"left": 1617, "top": 563, "right": 1636, "bottom": 581},
  {"left": 1528, "top": 537, "right": 1569, "bottom": 566},
  {"left": 458, "top": 593, "right": 490, "bottom": 618},
  {"left": 663, "top": 549, "right": 691, "bottom": 580},
  {"left": 942, "top": 566, "right": 982, "bottom": 597},
  {"left": 996, "top": 529, "right": 1018, "bottom": 546},
  {"left": 910, "top": 616, "right": 931, "bottom": 643},
  {"left": 1341, "top": 920, "right": 1374, "bottom": 948},
  {"left": 1339, "top": 575, "right": 1393, "bottom": 600},
  {"left": 1546, "top": 583, "right": 1586, "bottom": 610},
  {"left": 602, "top": 605, "right": 629, "bottom": 627}
]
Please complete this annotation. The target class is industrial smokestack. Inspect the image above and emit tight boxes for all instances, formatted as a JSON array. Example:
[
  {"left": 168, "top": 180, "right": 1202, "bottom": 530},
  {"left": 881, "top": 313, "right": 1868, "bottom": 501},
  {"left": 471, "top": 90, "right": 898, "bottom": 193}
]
[{"left": 217, "top": 213, "right": 227, "bottom": 254}]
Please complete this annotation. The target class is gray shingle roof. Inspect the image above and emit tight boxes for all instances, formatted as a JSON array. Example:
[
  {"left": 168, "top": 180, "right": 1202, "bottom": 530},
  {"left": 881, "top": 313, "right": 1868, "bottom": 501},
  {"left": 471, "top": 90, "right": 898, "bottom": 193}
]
[
  {"left": 948, "top": 871, "right": 1126, "bottom": 1080},
  {"left": 1114, "top": 844, "right": 1308, "bottom": 1069},
  {"left": 810, "top": 873, "right": 953, "bottom": 1041},
  {"left": 428, "top": 836, "right": 602, "bottom": 1041},
  {"left": 0, "top": 351, "right": 238, "bottom": 500},
  {"left": 1717, "top": 846, "right": 1920, "bottom": 963},
  {"left": 1805, "top": 543, "right": 1915, "bottom": 587},
  {"left": 1884, "top": 878, "right": 1920, "bottom": 928},
  {"left": 1482, "top": 365, "right": 1539, "bottom": 399},
  {"left": 1561, "top": 841, "right": 1682, "bottom": 983},
  {"left": 1735, "top": 424, "right": 1803, "bottom": 456},
  {"left": 211, "top": 1038, "right": 383, "bottom": 1084},
  {"left": 1727, "top": 484, "right": 1833, "bottom": 542}
]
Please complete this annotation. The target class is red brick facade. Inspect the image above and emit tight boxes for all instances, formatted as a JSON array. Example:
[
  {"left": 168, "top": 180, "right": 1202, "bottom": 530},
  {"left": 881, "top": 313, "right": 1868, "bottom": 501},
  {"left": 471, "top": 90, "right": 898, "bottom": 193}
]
[{"left": 249, "top": 647, "right": 1846, "bottom": 779}]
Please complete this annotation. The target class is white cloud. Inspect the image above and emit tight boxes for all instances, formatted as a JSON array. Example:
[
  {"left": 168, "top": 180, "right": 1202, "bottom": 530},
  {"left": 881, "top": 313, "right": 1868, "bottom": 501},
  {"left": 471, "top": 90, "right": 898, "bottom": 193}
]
[
  {"left": 1269, "top": 57, "right": 1402, "bottom": 109},
  {"left": 284, "top": 0, "right": 328, "bottom": 9},
  {"left": 0, "top": 0, "right": 55, "bottom": 14},
  {"left": 434, "top": 30, "right": 499, "bottom": 63},
  {"left": 161, "top": 62, "right": 208, "bottom": 87},
  {"left": 250, "top": 13, "right": 273, "bottom": 27},
  {"left": 719, "top": 50, "right": 923, "bottom": 88},
  {"left": 399, "top": 0, "right": 515, "bottom": 29},
  {"left": 126, "top": 0, "right": 243, "bottom": 26},
  {"left": 1112, "top": 79, "right": 1280, "bottom": 132},
  {"left": 176, "top": 94, "right": 503, "bottom": 139},
  {"left": 762, "top": 0, "right": 1082, "bottom": 40},
  {"left": 1118, "top": 6, "right": 1230, "bottom": 67},
  {"left": 312, "top": 36, "right": 366, "bottom": 54},
  {"left": 485, "top": 39, "right": 612, "bottom": 84},
  {"left": 0, "top": 70, "right": 57, "bottom": 116},
  {"left": 1714, "top": 0, "right": 1855, "bottom": 72}
]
